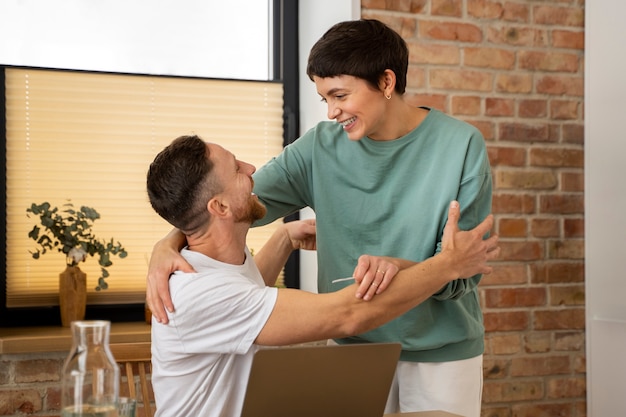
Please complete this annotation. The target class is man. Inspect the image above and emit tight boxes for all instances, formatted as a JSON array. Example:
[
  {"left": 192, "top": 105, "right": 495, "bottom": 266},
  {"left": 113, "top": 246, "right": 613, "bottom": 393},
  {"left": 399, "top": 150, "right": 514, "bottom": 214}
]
[{"left": 146, "top": 134, "right": 499, "bottom": 417}]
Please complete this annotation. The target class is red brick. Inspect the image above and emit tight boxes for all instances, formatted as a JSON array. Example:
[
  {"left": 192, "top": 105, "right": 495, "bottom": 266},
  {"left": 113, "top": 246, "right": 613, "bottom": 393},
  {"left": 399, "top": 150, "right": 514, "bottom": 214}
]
[
  {"left": 483, "top": 380, "right": 544, "bottom": 403},
  {"left": 484, "top": 287, "right": 546, "bottom": 308},
  {"left": 562, "top": 123, "right": 584, "bottom": 144},
  {"left": 14, "top": 359, "right": 62, "bottom": 383},
  {"left": 451, "top": 95, "right": 481, "bottom": 115},
  {"left": 404, "top": 93, "right": 447, "bottom": 112},
  {"left": 408, "top": 42, "right": 460, "bottom": 64},
  {"left": 530, "top": 148, "right": 583, "bottom": 168},
  {"left": 432, "top": 0, "right": 462, "bottom": 17},
  {"left": 0, "top": 390, "right": 43, "bottom": 414},
  {"left": 519, "top": 99, "right": 547, "bottom": 118},
  {"left": 0, "top": 361, "right": 9, "bottom": 384},
  {"left": 502, "top": 2, "right": 530, "bottom": 23},
  {"left": 540, "top": 194, "right": 584, "bottom": 214},
  {"left": 533, "top": 308, "right": 585, "bottom": 330},
  {"left": 483, "top": 357, "right": 509, "bottom": 378},
  {"left": 430, "top": 69, "right": 493, "bottom": 91},
  {"left": 531, "top": 261, "right": 584, "bottom": 284},
  {"left": 496, "top": 73, "right": 533, "bottom": 93},
  {"left": 550, "top": 284, "right": 585, "bottom": 306},
  {"left": 406, "top": 66, "right": 426, "bottom": 89},
  {"left": 484, "top": 311, "right": 530, "bottom": 332},
  {"left": 492, "top": 193, "right": 536, "bottom": 214},
  {"left": 361, "top": 0, "right": 428, "bottom": 13},
  {"left": 553, "top": 30, "right": 585, "bottom": 49},
  {"left": 498, "top": 218, "right": 527, "bottom": 237},
  {"left": 499, "top": 122, "right": 556, "bottom": 143},
  {"left": 480, "top": 263, "right": 528, "bottom": 286},
  {"left": 465, "top": 47, "right": 515, "bottom": 69},
  {"left": 510, "top": 355, "right": 571, "bottom": 376},
  {"left": 467, "top": 0, "right": 503, "bottom": 19},
  {"left": 499, "top": 240, "right": 544, "bottom": 262},
  {"left": 511, "top": 403, "right": 573, "bottom": 417},
  {"left": 495, "top": 170, "right": 557, "bottom": 190},
  {"left": 561, "top": 172, "right": 584, "bottom": 192},
  {"left": 487, "top": 146, "right": 526, "bottom": 167},
  {"left": 534, "top": 5, "right": 585, "bottom": 27},
  {"left": 546, "top": 376, "right": 586, "bottom": 399},
  {"left": 554, "top": 331, "right": 585, "bottom": 351},
  {"left": 524, "top": 332, "right": 552, "bottom": 353},
  {"left": 537, "top": 75, "right": 584, "bottom": 96},
  {"left": 485, "top": 334, "right": 522, "bottom": 356},
  {"left": 487, "top": 26, "right": 547, "bottom": 47},
  {"left": 547, "top": 239, "right": 584, "bottom": 260},
  {"left": 467, "top": 119, "right": 495, "bottom": 140},
  {"left": 564, "top": 218, "right": 584, "bottom": 237},
  {"left": 550, "top": 100, "right": 580, "bottom": 120},
  {"left": 531, "top": 218, "right": 560, "bottom": 238},
  {"left": 519, "top": 51, "right": 579, "bottom": 72},
  {"left": 486, "top": 98, "right": 515, "bottom": 116},
  {"left": 418, "top": 20, "right": 482, "bottom": 42}
]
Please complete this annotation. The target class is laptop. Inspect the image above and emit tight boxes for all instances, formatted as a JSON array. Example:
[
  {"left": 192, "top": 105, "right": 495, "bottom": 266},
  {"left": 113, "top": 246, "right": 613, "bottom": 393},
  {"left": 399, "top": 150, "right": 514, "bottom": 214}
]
[{"left": 240, "top": 342, "right": 402, "bottom": 417}]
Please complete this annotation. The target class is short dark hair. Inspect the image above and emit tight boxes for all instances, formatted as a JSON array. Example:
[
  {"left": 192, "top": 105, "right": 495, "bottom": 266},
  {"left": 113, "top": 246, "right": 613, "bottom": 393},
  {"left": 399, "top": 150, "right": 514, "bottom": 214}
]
[
  {"left": 146, "top": 135, "right": 221, "bottom": 234},
  {"left": 306, "top": 19, "right": 409, "bottom": 94}
]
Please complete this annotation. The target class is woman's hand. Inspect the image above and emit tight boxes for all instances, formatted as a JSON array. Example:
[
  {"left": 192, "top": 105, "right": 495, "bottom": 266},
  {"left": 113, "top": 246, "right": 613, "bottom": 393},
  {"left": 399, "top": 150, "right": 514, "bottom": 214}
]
[
  {"left": 351, "top": 255, "right": 401, "bottom": 301},
  {"left": 146, "top": 229, "right": 194, "bottom": 324}
]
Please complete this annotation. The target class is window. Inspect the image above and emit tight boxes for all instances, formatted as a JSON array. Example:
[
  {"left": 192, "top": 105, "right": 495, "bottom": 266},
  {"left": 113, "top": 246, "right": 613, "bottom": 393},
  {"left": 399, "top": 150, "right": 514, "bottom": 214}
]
[
  {"left": 0, "top": 1, "right": 299, "bottom": 326},
  {"left": 2, "top": 67, "right": 285, "bottom": 322}
]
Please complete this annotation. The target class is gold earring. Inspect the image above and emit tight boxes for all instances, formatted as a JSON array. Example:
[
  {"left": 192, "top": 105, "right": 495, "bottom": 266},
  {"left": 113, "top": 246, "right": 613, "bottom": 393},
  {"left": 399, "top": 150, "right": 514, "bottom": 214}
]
[{"left": 385, "top": 94, "right": 392, "bottom": 100}]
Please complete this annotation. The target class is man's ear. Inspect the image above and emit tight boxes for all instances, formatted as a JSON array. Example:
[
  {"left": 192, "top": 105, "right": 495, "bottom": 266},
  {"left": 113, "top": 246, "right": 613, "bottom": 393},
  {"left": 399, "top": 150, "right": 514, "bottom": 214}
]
[{"left": 207, "top": 196, "right": 229, "bottom": 218}]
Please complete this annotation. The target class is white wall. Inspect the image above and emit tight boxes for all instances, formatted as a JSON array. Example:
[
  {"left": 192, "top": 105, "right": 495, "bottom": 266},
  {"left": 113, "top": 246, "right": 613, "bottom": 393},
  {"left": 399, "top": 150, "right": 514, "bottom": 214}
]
[
  {"left": 0, "top": 0, "right": 271, "bottom": 80},
  {"left": 585, "top": 1, "right": 626, "bottom": 415},
  {"left": 297, "top": 0, "right": 360, "bottom": 293}
]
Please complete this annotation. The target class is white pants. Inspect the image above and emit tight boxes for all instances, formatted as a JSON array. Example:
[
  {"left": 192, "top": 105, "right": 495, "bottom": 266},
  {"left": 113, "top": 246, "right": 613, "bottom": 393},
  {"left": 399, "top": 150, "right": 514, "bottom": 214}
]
[{"left": 383, "top": 355, "right": 483, "bottom": 417}]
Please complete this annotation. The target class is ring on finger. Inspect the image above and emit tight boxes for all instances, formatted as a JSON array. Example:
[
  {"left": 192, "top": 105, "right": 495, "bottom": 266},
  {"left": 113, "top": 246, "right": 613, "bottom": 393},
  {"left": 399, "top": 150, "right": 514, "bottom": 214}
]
[
  {"left": 376, "top": 269, "right": 385, "bottom": 275},
  {"left": 371, "top": 282, "right": 379, "bottom": 287}
]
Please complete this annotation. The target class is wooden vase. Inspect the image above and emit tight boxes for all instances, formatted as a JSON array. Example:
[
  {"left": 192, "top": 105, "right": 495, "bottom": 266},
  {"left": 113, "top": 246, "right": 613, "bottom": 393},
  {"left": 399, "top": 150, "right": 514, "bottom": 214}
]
[{"left": 59, "top": 265, "right": 87, "bottom": 327}]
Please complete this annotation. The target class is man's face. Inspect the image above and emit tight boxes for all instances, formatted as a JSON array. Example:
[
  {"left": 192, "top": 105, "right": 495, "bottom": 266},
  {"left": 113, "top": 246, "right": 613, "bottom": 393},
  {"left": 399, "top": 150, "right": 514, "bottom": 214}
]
[{"left": 208, "top": 143, "right": 266, "bottom": 224}]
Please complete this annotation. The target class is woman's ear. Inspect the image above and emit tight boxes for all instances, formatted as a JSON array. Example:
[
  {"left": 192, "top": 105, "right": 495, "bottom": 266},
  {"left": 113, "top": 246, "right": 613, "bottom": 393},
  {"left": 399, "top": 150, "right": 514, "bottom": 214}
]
[{"left": 379, "top": 69, "right": 396, "bottom": 98}]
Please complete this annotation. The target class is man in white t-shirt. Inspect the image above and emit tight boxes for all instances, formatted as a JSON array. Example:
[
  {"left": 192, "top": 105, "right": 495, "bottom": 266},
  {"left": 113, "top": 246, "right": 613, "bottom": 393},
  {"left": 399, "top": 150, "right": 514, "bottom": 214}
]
[{"left": 146, "top": 134, "right": 499, "bottom": 417}]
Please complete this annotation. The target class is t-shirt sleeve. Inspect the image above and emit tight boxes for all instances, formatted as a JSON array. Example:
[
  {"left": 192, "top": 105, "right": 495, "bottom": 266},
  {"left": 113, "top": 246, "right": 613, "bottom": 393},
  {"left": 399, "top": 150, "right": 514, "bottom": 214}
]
[{"left": 169, "top": 276, "right": 279, "bottom": 355}]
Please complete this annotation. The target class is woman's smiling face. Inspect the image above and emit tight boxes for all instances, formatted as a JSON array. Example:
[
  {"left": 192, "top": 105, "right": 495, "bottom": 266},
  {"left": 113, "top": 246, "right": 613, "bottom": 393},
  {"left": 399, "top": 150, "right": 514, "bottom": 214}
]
[{"left": 314, "top": 75, "right": 389, "bottom": 141}]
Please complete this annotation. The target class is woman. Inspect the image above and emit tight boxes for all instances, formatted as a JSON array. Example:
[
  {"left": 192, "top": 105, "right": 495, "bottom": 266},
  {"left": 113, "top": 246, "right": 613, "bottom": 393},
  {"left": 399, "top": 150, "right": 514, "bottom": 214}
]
[{"left": 147, "top": 19, "right": 492, "bottom": 417}]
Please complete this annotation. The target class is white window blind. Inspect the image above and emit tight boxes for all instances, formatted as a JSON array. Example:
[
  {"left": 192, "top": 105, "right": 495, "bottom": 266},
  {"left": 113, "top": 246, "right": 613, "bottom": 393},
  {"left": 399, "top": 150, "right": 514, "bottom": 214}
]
[{"left": 5, "top": 68, "right": 284, "bottom": 307}]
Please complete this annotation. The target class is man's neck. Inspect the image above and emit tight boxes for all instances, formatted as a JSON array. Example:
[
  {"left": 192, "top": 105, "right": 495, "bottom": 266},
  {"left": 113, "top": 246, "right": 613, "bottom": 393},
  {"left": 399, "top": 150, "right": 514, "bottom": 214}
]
[{"left": 186, "top": 223, "right": 249, "bottom": 265}]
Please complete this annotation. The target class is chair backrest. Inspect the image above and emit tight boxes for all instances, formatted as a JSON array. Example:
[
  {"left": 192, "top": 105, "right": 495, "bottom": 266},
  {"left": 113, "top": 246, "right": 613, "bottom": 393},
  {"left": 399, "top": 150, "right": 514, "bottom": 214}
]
[{"left": 110, "top": 342, "right": 154, "bottom": 417}]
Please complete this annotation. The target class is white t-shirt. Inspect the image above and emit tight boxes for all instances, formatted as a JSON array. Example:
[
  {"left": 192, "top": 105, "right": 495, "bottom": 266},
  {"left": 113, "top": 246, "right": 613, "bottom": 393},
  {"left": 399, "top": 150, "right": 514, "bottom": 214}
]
[{"left": 151, "top": 247, "right": 278, "bottom": 417}]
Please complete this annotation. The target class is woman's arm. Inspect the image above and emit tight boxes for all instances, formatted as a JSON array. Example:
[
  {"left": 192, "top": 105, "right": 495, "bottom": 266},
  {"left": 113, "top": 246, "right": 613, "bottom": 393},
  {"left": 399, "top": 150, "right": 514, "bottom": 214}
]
[{"left": 146, "top": 228, "right": 193, "bottom": 323}]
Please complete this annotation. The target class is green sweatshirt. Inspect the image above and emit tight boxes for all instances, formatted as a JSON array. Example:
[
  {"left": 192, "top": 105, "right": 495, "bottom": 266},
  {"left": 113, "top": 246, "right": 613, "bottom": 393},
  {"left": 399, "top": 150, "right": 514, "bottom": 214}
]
[{"left": 252, "top": 108, "right": 492, "bottom": 362}]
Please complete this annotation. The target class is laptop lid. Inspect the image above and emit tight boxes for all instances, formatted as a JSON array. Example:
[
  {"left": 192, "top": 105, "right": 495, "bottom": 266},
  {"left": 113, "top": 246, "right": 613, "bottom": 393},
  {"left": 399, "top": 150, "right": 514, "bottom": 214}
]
[{"left": 240, "top": 342, "right": 401, "bottom": 417}]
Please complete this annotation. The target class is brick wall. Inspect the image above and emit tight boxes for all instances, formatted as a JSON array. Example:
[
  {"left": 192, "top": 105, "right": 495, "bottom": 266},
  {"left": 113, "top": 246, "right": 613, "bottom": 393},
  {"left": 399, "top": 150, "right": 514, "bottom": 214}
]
[
  {"left": 361, "top": 1, "right": 585, "bottom": 416},
  {"left": 0, "top": 352, "right": 153, "bottom": 417}
]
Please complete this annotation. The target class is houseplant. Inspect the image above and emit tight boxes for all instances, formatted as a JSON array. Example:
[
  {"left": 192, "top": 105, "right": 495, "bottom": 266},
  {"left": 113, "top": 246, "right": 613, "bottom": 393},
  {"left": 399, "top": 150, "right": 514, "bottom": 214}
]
[{"left": 27, "top": 201, "right": 128, "bottom": 325}]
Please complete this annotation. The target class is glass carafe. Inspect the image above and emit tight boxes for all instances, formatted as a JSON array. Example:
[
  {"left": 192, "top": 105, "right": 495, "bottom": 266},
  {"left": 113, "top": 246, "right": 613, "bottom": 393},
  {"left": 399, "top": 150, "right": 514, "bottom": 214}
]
[{"left": 61, "top": 320, "right": 119, "bottom": 417}]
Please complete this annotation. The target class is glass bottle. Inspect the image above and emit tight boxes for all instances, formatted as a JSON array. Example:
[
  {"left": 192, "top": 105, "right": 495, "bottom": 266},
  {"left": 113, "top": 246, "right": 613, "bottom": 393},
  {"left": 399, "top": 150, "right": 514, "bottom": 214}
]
[{"left": 61, "top": 320, "right": 119, "bottom": 417}]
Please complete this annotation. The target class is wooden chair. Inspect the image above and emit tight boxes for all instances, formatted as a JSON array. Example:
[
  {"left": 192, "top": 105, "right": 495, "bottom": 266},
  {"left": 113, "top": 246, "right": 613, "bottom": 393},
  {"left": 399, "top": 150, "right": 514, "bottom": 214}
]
[{"left": 110, "top": 342, "right": 155, "bottom": 417}]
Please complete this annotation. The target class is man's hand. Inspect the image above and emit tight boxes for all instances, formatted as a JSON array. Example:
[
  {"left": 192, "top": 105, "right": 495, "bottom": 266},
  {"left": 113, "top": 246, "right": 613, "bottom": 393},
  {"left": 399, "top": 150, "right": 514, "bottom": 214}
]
[
  {"left": 441, "top": 200, "right": 499, "bottom": 278},
  {"left": 146, "top": 230, "right": 194, "bottom": 324}
]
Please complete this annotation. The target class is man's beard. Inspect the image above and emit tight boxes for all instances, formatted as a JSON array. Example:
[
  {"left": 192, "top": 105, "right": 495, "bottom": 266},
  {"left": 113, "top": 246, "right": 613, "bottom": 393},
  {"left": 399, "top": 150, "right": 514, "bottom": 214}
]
[{"left": 234, "top": 195, "right": 267, "bottom": 224}]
